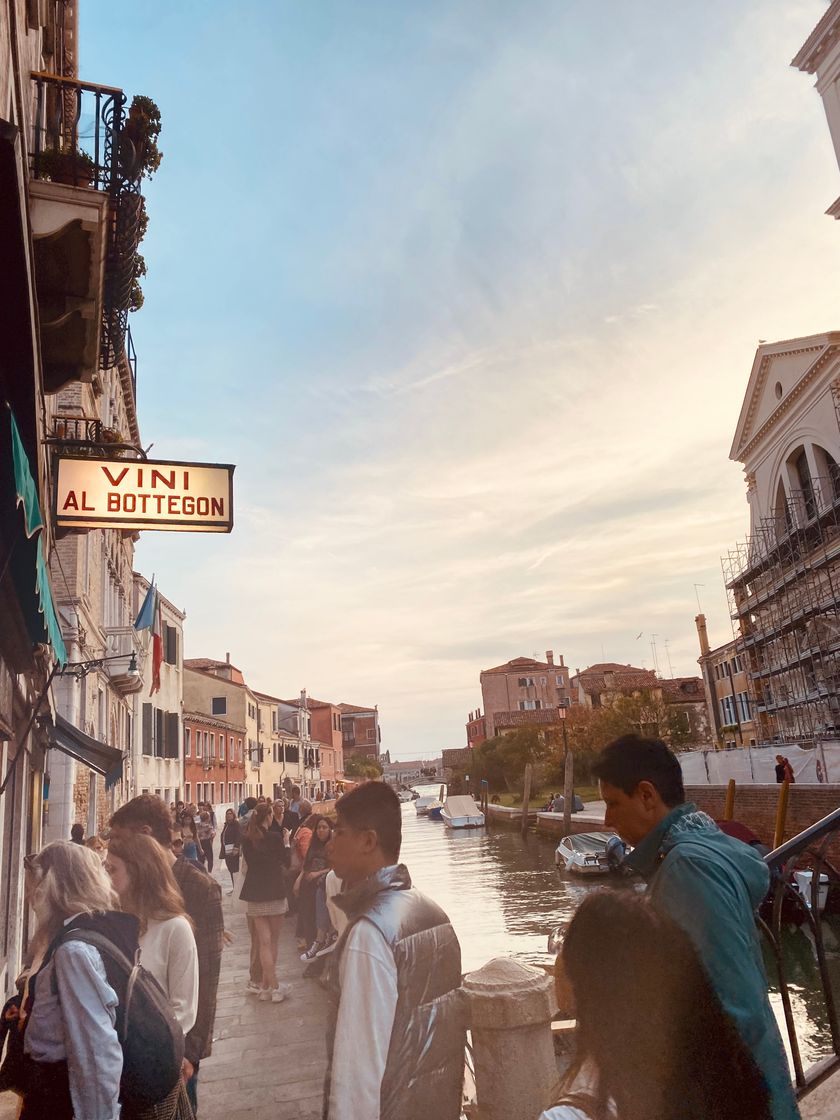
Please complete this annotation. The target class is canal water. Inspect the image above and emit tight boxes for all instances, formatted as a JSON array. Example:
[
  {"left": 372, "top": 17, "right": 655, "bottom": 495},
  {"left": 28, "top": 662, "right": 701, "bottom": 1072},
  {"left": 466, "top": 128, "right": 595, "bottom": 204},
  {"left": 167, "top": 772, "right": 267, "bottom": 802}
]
[{"left": 401, "top": 785, "right": 840, "bottom": 1070}]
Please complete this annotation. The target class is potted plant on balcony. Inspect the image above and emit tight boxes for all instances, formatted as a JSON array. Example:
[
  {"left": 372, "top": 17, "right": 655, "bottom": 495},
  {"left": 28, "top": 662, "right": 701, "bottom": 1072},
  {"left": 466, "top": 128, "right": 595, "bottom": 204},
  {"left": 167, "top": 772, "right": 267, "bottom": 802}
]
[
  {"left": 119, "top": 95, "right": 163, "bottom": 181},
  {"left": 36, "top": 146, "right": 96, "bottom": 187}
]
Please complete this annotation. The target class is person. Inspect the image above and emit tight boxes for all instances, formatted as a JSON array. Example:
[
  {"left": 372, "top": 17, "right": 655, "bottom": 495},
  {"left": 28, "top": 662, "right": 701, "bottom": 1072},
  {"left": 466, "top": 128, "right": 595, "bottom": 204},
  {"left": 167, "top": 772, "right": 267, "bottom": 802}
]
[
  {"left": 592, "top": 735, "right": 800, "bottom": 1120},
  {"left": 219, "top": 808, "right": 241, "bottom": 893},
  {"left": 288, "top": 785, "right": 302, "bottom": 817},
  {"left": 174, "top": 801, "right": 186, "bottom": 825},
  {"left": 540, "top": 890, "right": 771, "bottom": 1120},
  {"left": 17, "top": 841, "right": 132, "bottom": 1119},
  {"left": 292, "top": 806, "right": 315, "bottom": 948},
  {"left": 323, "top": 782, "right": 464, "bottom": 1120},
  {"left": 69, "top": 822, "right": 84, "bottom": 844},
  {"left": 196, "top": 811, "right": 216, "bottom": 872},
  {"left": 110, "top": 795, "right": 223, "bottom": 1116},
  {"left": 783, "top": 756, "right": 796, "bottom": 784},
  {"left": 239, "top": 796, "right": 257, "bottom": 821},
  {"left": 295, "top": 816, "right": 335, "bottom": 959},
  {"left": 240, "top": 802, "right": 292, "bottom": 1001},
  {"left": 84, "top": 834, "right": 106, "bottom": 860},
  {"left": 105, "top": 832, "right": 199, "bottom": 1038},
  {"left": 775, "top": 755, "right": 787, "bottom": 783},
  {"left": 179, "top": 817, "right": 202, "bottom": 864}
]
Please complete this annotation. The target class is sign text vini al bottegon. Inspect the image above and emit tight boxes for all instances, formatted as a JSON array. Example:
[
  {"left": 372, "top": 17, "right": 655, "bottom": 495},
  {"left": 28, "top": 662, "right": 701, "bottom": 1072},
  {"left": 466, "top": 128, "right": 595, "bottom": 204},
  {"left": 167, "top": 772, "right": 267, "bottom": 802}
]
[{"left": 55, "top": 457, "right": 235, "bottom": 533}]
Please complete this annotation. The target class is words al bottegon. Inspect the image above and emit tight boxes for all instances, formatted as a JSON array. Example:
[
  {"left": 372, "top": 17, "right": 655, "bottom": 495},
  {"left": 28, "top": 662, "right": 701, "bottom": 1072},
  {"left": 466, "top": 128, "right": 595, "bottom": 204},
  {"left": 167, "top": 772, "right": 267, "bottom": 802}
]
[{"left": 55, "top": 457, "right": 235, "bottom": 533}]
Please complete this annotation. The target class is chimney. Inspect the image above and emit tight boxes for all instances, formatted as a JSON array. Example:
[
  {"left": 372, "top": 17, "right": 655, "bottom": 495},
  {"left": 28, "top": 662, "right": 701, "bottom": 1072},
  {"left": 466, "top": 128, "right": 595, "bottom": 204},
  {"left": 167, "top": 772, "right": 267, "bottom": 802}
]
[
  {"left": 559, "top": 654, "right": 564, "bottom": 668},
  {"left": 546, "top": 650, "right": 554, "bottom": 667},
  {"left": 695, "top": 614, "right": 710, "bottom": 657},
  {"left": 225, "top": 651, "right": 230, "bottom": 664}
]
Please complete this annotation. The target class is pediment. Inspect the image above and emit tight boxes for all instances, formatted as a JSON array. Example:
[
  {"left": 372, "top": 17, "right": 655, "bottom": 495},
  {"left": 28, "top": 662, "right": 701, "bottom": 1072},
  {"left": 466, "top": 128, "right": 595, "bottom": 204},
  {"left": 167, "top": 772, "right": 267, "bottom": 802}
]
[{"left": 729, "top": 333, "right": 840, "bottom": 463}]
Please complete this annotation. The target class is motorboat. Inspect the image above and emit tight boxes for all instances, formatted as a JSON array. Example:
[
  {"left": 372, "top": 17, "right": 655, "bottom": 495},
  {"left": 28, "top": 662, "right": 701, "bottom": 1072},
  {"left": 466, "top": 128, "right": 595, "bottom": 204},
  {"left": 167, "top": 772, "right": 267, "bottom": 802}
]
[
  {"left": 555, "top": 832, "right": 627, "bottom": 876},
  {"left": 428, "top": 804, "right": 443, "bottom": 821},
  {"left": 415, "top": 795, "right": 439, "bottom": 816},
  {"left": 441, "top": 795, "right": 485, "bottom": 829},
  {"left": 398, "top": 789, "right": 415, "bottom": 802}
]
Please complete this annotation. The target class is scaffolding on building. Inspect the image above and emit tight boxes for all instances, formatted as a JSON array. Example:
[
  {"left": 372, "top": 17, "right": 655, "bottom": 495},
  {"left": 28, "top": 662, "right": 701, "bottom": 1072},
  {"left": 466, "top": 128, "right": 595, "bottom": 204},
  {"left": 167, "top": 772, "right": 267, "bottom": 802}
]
[{"left": 722, "top": 474, "right": 840, "bottom": 748}]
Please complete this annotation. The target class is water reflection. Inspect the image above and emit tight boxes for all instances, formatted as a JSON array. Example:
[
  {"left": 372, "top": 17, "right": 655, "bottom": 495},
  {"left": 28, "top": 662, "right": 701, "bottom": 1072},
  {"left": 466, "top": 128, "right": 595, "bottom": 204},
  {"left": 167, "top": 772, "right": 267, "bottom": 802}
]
[
  {"left": 401, "top": 787, "right": 598, "bottom": 973},
  {"left": 401, "top": 786, "right": 840, "bottom": 1068}
]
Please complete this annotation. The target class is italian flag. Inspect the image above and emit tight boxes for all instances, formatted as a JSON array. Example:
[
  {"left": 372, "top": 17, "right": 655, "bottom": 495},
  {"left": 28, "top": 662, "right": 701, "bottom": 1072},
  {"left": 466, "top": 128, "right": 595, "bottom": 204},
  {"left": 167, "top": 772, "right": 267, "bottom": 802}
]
[{"left": 134, "top": 578, "right": 163, "bottom": 695}]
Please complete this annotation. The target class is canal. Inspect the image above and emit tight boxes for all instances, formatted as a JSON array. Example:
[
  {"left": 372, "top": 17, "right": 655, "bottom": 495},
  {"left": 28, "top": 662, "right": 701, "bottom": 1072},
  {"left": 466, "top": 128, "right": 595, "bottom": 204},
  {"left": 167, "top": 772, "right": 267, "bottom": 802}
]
[{"left": 401, "top": 786, "right": 840, "bottom": 1070}]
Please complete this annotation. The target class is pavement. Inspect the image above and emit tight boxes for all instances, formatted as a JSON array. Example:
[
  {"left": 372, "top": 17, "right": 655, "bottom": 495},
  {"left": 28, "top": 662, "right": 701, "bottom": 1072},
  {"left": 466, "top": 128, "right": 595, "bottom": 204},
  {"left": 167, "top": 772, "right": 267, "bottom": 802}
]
[{"left": 199, "top": 866, "right": 330, "bottom": 1120}]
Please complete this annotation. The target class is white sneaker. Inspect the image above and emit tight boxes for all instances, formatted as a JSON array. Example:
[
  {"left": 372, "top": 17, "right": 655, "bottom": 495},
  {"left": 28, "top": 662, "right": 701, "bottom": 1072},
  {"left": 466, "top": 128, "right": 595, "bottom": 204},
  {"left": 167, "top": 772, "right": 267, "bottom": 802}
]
[
  {"left": 245, "top": 980, "right": 261, "bottom": 996},
  {"left": 258, "top": 987, "right": 273, "bottom": 1001},
  {"left": 271, "top": 988, "right": 287, "bottom": 1003}
]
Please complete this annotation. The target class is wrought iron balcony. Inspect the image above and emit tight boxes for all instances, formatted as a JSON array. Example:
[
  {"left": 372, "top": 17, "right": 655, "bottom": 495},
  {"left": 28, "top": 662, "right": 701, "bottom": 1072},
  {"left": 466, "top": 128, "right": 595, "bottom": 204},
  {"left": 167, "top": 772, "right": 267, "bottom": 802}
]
[
  {"left": 48, "top": 414, "right": 140, "bottom": 456},
  {"left": 29, "top": 71, "right": 144, "bottom": 379}
]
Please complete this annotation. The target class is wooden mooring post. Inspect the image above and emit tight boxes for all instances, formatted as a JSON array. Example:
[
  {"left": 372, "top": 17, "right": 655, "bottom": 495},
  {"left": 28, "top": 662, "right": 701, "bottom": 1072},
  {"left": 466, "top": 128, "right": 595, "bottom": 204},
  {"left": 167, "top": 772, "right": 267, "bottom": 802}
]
[
  {"left": 774, "top": 780, "right": 790, "bottom": 849},
  {"left": 723, "top": 778, "right": 736, "bottom": 821},
  {"left": 521, "top": 764, "right": 533, "bottom": 837},
  {"left": 562, "top": 746, "right": 574, "bottom": 839}
]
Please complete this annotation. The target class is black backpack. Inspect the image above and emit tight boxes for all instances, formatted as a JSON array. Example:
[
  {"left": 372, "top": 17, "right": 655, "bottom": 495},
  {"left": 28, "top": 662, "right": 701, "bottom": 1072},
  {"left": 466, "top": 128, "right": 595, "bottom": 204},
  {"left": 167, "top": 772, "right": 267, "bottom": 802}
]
[{"left": 51, "top": 927, "right": 185, "bottom": 1109}]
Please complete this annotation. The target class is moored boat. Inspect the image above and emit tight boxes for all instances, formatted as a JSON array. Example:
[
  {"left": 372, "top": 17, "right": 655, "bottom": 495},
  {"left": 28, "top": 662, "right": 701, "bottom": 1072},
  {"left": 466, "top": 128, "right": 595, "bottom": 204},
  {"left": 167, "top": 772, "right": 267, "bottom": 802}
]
[
  {"left": 555, "top": 831, "right": 626, "bottom": 876},
  {"left": 415, "top": 795, "right": 439, "bottom": 816},
  {"left": 441, "top": 795, "right": 485, "bottom": 829}
]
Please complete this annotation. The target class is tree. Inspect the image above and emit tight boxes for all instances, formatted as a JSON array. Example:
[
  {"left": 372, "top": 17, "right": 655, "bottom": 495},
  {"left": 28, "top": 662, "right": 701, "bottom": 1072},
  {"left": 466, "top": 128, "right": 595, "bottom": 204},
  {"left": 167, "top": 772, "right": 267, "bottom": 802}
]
[{"left": 343, "top": 755, "right": 383, "bottom": 781}]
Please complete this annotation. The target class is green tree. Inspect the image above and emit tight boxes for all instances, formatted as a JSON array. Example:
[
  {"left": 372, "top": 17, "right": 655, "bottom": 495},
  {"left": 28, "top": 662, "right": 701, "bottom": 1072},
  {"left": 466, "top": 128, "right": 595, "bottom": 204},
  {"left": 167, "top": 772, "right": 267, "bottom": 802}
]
[{"left": 343, "top": 755, "right": 383, "bottom": 781}]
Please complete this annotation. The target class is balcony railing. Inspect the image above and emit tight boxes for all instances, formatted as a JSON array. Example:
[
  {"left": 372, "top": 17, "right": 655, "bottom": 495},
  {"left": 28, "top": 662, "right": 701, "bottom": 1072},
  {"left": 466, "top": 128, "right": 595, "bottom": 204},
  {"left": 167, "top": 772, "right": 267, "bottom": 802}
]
[
  {"left": 49, "top": 414, "right": 141, "bottom": 456},
  {"left": 760, "top": 807, "right": 840, "bottom": 1096},
  {"left": 30, "top": 71, "right": 144, "bottom": 373}
]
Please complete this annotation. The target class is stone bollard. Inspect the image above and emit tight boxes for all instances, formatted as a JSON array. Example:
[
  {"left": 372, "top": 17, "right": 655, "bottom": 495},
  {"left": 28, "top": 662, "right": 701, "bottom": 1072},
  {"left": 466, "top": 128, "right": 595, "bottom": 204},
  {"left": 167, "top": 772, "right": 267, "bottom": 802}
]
[{"left": 463, "top": 957, "right": 559, "bottom": 1120}]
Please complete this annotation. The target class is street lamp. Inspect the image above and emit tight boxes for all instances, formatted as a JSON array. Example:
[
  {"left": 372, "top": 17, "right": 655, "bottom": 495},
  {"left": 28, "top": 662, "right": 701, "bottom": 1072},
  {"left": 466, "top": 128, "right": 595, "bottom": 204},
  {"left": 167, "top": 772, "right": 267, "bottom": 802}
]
[{"left": 58, "top": 651, "right": 139, "bottom": 680}]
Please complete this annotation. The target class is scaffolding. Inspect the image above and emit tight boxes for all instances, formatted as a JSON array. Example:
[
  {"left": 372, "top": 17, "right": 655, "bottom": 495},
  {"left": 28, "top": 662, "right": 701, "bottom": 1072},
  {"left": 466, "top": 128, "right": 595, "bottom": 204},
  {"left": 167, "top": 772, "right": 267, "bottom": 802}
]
[{"left": 722, "top": 474, "right": 840, "bottom": 748}]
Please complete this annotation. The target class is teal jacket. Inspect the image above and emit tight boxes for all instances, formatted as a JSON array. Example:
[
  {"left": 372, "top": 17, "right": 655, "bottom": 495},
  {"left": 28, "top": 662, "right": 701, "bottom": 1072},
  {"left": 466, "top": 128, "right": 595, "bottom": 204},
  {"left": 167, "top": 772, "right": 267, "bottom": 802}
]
[{"left": 625, "top": 803, "right": 800, "bottom": 1120}]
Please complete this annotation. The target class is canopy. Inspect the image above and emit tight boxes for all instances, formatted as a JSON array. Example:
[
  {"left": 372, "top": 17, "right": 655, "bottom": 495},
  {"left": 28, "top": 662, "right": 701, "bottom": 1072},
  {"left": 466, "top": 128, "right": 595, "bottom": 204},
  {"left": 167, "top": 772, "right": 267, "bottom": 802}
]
[{"left": 51, "top": 714, "right": 123, "bottom": 789}]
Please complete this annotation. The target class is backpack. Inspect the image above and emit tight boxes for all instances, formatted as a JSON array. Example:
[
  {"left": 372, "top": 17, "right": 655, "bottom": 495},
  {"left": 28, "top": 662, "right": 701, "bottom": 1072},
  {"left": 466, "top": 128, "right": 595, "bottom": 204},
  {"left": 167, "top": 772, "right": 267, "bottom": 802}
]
[{"left": 50, "top": 927, "right": 184, "bottom": 1109}]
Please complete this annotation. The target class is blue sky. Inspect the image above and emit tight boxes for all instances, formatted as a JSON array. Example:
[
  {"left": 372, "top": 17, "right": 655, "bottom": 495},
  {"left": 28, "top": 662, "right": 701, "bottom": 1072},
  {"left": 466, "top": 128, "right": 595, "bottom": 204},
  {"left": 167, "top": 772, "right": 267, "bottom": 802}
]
[{"left": 84, "top": 1, "right": 840, "bottom": 758}]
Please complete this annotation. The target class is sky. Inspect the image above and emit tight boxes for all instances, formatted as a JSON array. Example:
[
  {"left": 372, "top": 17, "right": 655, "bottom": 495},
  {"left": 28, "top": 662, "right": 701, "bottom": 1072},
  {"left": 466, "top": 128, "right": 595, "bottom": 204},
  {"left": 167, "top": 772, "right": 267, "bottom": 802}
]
[{"left": 83, "top": 0, "right": 840, "bottom": 759}]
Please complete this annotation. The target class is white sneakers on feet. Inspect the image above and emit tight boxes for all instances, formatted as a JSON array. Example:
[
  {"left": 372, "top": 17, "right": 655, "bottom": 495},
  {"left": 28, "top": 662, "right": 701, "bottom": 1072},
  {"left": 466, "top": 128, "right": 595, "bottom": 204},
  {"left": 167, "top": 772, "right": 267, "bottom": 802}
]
[
  {"left": 258, "top": 983, "right": 292, "bottom": 1002},
  {"left": 245, "top": 980, "right": 261, "bottom": 996}
]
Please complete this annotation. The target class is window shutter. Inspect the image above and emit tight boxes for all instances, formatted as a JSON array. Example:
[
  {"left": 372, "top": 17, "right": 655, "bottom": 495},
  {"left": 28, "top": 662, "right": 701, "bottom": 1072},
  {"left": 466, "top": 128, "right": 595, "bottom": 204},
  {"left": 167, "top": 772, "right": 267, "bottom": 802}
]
[
  {"left": 166, "top": 712, "right": 180, "bottom": 758},
  {"left": 155, "top": 708, "right": 164, "bottom": 757},
  {"left": 142, "top": 704, "right": 152, "bottom": 755},
  {"left": 165, "top": 625, "right": 177, "bottom": 665}
]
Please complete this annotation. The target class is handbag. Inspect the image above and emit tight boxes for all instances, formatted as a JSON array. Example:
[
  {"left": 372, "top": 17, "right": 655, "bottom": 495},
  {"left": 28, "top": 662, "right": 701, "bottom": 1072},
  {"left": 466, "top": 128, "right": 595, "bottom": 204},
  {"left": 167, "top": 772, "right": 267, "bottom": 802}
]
[{"left": 0, "top": 985, "right": 30, "bottom": 1095}]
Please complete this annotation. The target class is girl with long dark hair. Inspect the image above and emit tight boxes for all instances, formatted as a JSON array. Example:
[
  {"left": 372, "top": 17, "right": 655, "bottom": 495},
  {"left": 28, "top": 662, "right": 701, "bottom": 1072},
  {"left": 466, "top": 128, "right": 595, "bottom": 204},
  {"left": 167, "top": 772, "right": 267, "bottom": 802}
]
[
  {"left": 541, "top": 890, "right": 772, "bottom": 1120},
  {"left": 294, "top": 816, "right": 334, "bottom": 959},
  {"left": 240, "top": 802, "right": 291, "bottom": 1001},
  {"left": 219, "top": 808, "right": 241, "bottom": 893}
]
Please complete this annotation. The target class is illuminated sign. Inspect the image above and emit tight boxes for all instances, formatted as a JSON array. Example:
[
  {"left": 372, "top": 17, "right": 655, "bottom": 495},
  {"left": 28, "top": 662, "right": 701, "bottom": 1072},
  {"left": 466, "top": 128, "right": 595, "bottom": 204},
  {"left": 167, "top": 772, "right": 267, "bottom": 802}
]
[{"left": 55, "top": 457, "right": 235, "bottom": 533}]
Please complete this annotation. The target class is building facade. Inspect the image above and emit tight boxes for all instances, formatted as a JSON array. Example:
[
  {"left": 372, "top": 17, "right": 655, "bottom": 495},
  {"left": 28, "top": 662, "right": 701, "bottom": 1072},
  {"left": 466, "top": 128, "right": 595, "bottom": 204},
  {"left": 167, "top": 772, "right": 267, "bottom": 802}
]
[
  {"left": 382, "top": 758, "right": 444, "bottom": 787},
  {"left": 306, "top": 698, "right": 344, "bottom": 799},
  {"left": 465, "top": 709, "right": 487, "bottom": 748},
  {"left": 184, "top": 658, "right": 254, "bottom": 801},
  {"left": 793, "top": 0, "right": 840, "bottom": 220},
  {"left": 340, "top": 703, "right": 381, "bottom": 764},
  {"left": 183, "top": 711, "right": 245, "bottom": 810},
  {"left": 724, "top": 333, "right": 840, "bottom": 748},
  {"left": 480, "top": 651, "right": 571, "bottom": 738},
  {"left": 696, "top": 614, "right": 758, "bottom": 750},
  {"left": 130, "top": 574, "right": 185, "bottom": 803}
]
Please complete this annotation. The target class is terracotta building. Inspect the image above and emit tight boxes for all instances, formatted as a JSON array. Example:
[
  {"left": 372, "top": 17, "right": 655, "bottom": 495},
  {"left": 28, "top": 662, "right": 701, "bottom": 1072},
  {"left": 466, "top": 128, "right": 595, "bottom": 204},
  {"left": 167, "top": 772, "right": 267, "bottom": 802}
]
[
  {"left": 305, "top": 698, "right": 344, "bottom": 799},
  {"left": 479, "top": 651, "right": 571, "bottom": 738},
  {"left": 466, "top": 709, "right": 487, "bottom": 748},
  {"left": 183, "top": 710, "right": 246, "bottom": 810},
  {"left": 696, "top": 614, "right": 758, "bottom": 750},
  {"left": 339, "top": 703, "right": 381, "bottom": 763}
]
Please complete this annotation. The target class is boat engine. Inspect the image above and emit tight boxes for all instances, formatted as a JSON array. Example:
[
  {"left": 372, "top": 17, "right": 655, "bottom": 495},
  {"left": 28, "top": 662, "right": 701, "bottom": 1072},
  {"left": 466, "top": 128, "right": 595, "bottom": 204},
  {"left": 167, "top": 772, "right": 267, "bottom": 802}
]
[{"left": 605, "top": 834, "right": 627, "bottom": 871}]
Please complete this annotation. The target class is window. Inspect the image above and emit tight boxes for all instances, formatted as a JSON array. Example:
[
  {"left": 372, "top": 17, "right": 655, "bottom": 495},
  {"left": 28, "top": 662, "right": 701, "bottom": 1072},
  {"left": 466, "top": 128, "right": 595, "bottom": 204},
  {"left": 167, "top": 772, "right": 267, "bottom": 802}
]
[
  {"left": 519, "top": 700, "right": 542, "bottom": 710},
  {"left": 185, "top": 783, "right": 191, "bottom": 803},
  {"left": 155, "top": 708, "right": 165, "bottom": 758},
  {"left": 142, "top": 704, "right": 153, "bottom": 756},
  {"left": 211, "top": 697, "right": 227, "bottom": 716},
  {"left": 737, "top": 692, "right": 752, "bottom": 721},
  {"left": 540, "top": 676, "right": 546, "bottom": 685},
  {"left": 366, "top": 729, "right": 375, "bottom": 740},
  {"left": 209, "top": 733, "right": 215, "bottom": 759},
  {"left": 219, "top": 734, "right": 225, "bottom": 761},
  {"left": 238, "top": 738, "right": 243, "bottom": 762},
  {"left": 185, "top": 727, "right": 191, "bottom": 758},
  {"left": 164, "top": 624, "right": 178, "bottom": 666},
  {"left": 211, "top": 783, "right": 216, "bottom": 803},
  {"left": 719, "top": 696, "right": 736, "bottom": 725},
  {"left": 517, "top": 676, "right": 535, "bottom": 687},
  {"left": 165, "top": 712, "right": 179, "bottom": 758},
  {"left": 555, "top": 675, "right": 564, "bottom": 687}
]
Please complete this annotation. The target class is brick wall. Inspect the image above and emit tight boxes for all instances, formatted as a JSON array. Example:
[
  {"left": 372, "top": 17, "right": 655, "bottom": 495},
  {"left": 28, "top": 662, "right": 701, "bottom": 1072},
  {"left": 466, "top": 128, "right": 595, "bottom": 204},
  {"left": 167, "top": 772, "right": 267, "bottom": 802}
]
[{"left": 686, "top": 784, "right": 840, "bottom": 848}]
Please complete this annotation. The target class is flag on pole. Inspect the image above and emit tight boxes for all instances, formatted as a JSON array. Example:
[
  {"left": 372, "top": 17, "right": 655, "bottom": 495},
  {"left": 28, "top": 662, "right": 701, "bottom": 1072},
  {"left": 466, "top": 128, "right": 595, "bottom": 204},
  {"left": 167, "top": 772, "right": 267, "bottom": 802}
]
[{"left": 134, "top": 578, "right": 163, "bottom": 695}]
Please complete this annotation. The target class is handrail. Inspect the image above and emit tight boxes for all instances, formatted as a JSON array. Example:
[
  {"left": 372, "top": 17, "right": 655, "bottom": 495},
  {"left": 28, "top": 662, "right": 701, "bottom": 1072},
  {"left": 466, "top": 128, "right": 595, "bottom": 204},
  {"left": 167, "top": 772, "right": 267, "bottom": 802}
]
[
  {"left": 759, "top": 805, "right": 840, "bottom": 1097},
  {"left": 30, "top": 70, "right": 124, "bottom": 96}
]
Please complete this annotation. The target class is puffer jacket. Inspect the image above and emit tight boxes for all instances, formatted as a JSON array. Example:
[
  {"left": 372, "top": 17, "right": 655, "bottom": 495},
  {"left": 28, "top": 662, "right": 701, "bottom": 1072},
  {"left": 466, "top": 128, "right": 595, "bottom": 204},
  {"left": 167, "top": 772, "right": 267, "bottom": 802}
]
[
  {"left": 327, "top": 864, "right": 465, "bottom": 1120},
  {"left": 625, "top": 803, "right": 800, "bottom": 1120}
]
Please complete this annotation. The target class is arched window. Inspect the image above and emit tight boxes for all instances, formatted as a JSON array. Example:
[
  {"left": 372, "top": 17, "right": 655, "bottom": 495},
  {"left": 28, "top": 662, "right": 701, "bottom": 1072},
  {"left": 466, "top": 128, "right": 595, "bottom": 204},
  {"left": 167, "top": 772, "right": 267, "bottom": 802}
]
[
  {"left": 792, "top": 449, "right": 817, "bottom": 521},
  {"left": 775, "top": 478, "right": 791, "bottom": 541}
]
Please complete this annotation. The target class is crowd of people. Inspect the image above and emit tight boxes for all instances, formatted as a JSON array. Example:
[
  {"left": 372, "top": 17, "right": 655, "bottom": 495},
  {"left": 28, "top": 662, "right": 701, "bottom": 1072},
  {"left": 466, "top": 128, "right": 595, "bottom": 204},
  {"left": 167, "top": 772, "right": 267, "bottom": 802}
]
[{"left": 0, "top": 738, "right": 804, "bottom": 1120}]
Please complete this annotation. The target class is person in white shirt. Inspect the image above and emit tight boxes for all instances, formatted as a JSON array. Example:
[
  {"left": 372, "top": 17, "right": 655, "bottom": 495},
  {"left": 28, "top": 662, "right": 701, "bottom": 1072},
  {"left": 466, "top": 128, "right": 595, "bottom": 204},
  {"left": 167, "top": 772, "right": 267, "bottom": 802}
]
[
  {"left": 105, "top": 831, "right": 199, "bottom": 1038},
  {"left": 324, "top": 782, "right": 463, "bottom": 1120}
]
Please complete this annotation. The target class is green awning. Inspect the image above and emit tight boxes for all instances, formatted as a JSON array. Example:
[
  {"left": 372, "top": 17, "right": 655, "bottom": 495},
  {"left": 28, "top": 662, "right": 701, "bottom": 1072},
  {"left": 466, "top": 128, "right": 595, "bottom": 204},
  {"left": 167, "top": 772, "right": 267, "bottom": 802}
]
[
  {"left": 9, "top": 410, "right": 66, "bottom": 665},
  {"left": 52, "top": 714, "right": 124, "bottom": 789}
]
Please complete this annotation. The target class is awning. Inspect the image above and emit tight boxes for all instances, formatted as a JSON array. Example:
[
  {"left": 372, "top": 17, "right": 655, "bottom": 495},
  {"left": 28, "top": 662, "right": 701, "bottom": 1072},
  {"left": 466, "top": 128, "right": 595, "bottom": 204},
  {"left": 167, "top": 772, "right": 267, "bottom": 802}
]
[{"left": 51, "top": 714, "right": 124, "bottom": 789}]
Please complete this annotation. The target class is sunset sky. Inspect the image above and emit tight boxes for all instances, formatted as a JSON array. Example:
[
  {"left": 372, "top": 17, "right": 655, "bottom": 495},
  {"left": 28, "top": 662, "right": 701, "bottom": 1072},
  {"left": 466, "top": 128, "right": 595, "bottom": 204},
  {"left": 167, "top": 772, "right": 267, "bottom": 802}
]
[{"left": 84, "top": 0, "right": 840, "bottom": 757}]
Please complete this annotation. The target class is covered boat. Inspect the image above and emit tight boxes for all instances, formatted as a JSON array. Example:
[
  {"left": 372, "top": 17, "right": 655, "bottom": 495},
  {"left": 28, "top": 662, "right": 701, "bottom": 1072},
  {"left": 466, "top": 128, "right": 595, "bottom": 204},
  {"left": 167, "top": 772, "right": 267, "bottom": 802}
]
[
  {"left": 415, "top": 795, "right": 439, "bottom": 815},
  {"left": 441, "top": 795, "right": 485, "bottom": 829},
  {"left": 555, "top": 831, "right": 626, "bottom": 876}
]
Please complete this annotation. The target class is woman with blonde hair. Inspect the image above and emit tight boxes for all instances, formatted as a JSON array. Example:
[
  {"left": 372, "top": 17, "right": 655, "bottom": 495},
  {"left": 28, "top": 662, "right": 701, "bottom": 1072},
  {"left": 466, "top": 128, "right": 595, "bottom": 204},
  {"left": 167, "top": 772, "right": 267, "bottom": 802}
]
[
  {"left": 14, "top": 840, "right": 134, "bottom": 1119},
  {"left": 105, "top": 832, "right": 198, "bottom": 1038},
  {"left": 240, "top": 801, "right": 291, "bottom": 1001}
]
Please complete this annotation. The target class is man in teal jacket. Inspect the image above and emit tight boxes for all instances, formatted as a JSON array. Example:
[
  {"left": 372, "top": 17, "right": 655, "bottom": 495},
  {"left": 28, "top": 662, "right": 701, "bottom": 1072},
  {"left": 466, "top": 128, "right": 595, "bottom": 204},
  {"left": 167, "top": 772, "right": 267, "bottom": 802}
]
[{"left": 593, "top": 735, "right": 800, "bottom": 1120}]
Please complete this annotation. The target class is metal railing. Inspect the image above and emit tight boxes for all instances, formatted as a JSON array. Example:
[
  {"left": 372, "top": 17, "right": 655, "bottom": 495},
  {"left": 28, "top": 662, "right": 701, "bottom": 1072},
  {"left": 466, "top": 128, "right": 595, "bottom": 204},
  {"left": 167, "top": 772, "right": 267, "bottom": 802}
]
[
  {"left": 124, "top": 322, "right": 137, "bottom": 404},
  {"left": 760, "top": 807, "right": 840, "bottom": 1096},
  {"left": 30, "top": 71, "right": 144, "bottom": 372}
]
